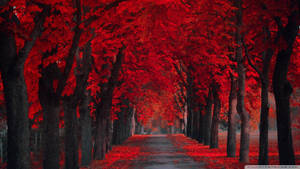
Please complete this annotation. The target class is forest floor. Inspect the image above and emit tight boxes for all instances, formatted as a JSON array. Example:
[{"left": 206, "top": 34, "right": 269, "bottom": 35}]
[
  {"left": 169, "top": 131, "right": 300, "bottom": 169},
  {"left": 1, "top": 131, "right": 300, "bottom": 169},
  {"left": 84, "top": 134, "right": 206, "bottom": 169},
  {"left": 86, "top": 131, "right": 300, "bottom": 169}
]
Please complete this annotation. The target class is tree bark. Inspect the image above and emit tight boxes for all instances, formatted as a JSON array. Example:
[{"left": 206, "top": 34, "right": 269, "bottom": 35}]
[
  {"left": 203, "top": 88, "right": 213, "bottom": 145},
  {"left": 210, "top": 83, "right": 220, "bottom": 149},
  {"left": 273, "top": 10, "right": 298, "bottom": 165},
  {"left": 258, "top": 46, "right": 273, "bottom": 164},
  {"left": 197, "top": 105, "right": 204, "bottom": 143},
  {"left": 186, "top": 67, "right": 193, "bottom": 138},
  {"left": 77, "top": 41, "right": 93, "bottom": 166},
  {"left": 39, "top": 63, "right": 61, "bottom": 169},
  {"left": 237, "top": 58, "right": 250, "bottom": 163},
  {"left": 0, "top": 18, "right": 30, "bottom": 168},
  {"left": 235, "top": 0, "right": 250, "bottom": 163},
  {"left": 64, "top": 97, "right": 79, "bottom": 169},
  {"left": 191, "top": 108, "right": 198, "bottom": 139},
  {"left": 227, "top": 73, "right": 237, "bottom": 157},
  {"left": 94, "top": 47, "right": 125, "bottom": 159},
  {"left": 94, "top": 112, "right": 107, "bottom": 160},
  {"left": 79, "top": 90, "right": 92, "bottom": 166},
  {"left": 134, "top": 112, "right": 142, "bottom": 134},
  {"left": 1, "top": 57, "right": 30, "bottom": 169}
]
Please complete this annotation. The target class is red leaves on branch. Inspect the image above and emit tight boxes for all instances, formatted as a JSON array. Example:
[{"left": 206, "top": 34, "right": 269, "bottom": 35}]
[{"left": 0, "top": 0, "right": 298, "bottom": 132}]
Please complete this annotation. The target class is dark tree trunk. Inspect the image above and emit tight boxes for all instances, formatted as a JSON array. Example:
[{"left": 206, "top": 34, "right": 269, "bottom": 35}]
[
  {"left": 259, "top": 77, "right": 269, "bottom": 164},
  {"left": 237, "top": 54, "right": 250, "bottom": 163},
  {"left": 273, "top": 11, "right": 298, "bottom": 165},
  {"left": 113, "top": 98, "right": 133, "bottom": 145},
  {"left": 197, "top": 106, "right": 204, "bottom": 143},
  {"left": 94, "top": 47, "right": 125, "bottom": 159},
  {"left": 186, "top": 67, "right": 194, "bottom": 138},
  {"left": 94, "top": 112, "right": 107, "bottom": 160},
  {"left": 64, "top": 97, "right": 79, "bottom": 169},
  {"left": 112, "top": 99, "right": 125, "bottom": 145},
  {"left": 0, "top": 20, "right": 30, "bottom": 168},
  {"left": 1, "top": 61, "right": 30, "bottom": 169},
  {"left": 258, "top": 47, "right": 273, "bottom": 164},
  {"left": 106, "top": 114, "right": 113, "bottom": 152},
  {"left": 227, "top": 73, "right": 237, "bottom": 157},
  {"left": 235, "top": 0, "right": 250, "bottom": 162},
  {"left": 191, "top": 109, "right": 198, "bottom": 139},
  {"left": 77, "top": 42, "right": 93, "bottom": 166},
  {"left": 186, "top": 95, "right": 192, "bottom": 137},
  {"left": 39, "top": 63, "right": 61, "bottom": 169},
  {"left": 203, "top": 88, "right": 213, "bottom": 145},
  {"left": 237, "top": 58, "right": 250, "bottom": 163},
  {"left": 210, "top": 83, "right": 220, "bottom": 149},
  {"left": 63, "top": 37, "right": 92, "bottom": 167},
  {"left": 80, "top": 90, "right": 92, "bottom": 166}
]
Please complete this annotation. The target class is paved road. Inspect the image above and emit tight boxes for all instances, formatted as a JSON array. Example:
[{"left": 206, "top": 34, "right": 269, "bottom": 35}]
[{"left": 130, "top": 135, "right": 206, "bottom": 169}]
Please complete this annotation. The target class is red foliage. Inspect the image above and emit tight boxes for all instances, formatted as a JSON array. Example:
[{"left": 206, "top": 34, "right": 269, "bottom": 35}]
[
  {"left": 82, "top": 135, "right": 150, "bottom": 169},
  {"left": 169, "top": 132, "right": 300, "bottom": 169}
]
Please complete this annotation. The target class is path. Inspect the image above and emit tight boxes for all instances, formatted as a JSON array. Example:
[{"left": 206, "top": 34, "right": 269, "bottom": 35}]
[{"left": 107, "top": 135, "right": 207, "bottom": 169}]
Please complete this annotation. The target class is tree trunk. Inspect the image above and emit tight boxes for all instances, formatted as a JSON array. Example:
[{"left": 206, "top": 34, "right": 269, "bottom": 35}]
[
  {"left": 186, "top": 95, "right": 192, "bottom": 137},
  {"left": 135, "top": 112, "right": 142, "bottom": 134},
  {"left": 258, "top": 47, "right": 273, "bottom": 164},
  {"left": 237, "top": 55, "right": 250, "bottom": 163},
  {"left": 186, "top": 68, "right": 193, "bottom": 137},
  {"left": 79, "top": 90, "right": 92, "bottom": 166},
  {"left": 235, "top": 0, "right": 250, "bottom": 163},
  {"left": 197, "top": 106, "right": 204, "bottom": 143},
  {"left": 259, "top": 77, "right": 269, "bottom": 164},
  {"left": 203, "top": 88, "right": 213, "bottom": 145},
  {"left": 227, "top": 73, "right": 237, "bottom": 157},
  {"left": 94, "top": 47, "right": 125, "bottom": 159},
  {"left": 210, "top": 83, "right": 220, "bottom": 149},
  {"left": 106, "top": 115, "right": 113, "bottom": 152},
  {"left": 39, "top": 64, "right": 60, "bottom": 169},
  {"left": 94, "top": 112, "right": 107, "bottom": 160},
  {"left": 41, "top": 102, "right": 60, "bottom": 169},
  {"left": 0, "top": 22, "right": 30, "bottom": 168},
  {"left": 2, "top": 65, "right": 30, "bottom": 169},
  {"left": 77, "top": 41, "right": 93, "bottom": 166},
  {"left": 273, "top": 10, "right": 298, "bottom": 165},
  {"left": 112, "top": 109, "right": 122, "bottom": 145},
  {"left": 113, "top": 98, "right": 128, "bottom": 145},
  {"left": 191, "top": 109, "right": 198, "bottom": 139},
  {"left": 64, "top": 97, "right": 79, "bottom": 169}
]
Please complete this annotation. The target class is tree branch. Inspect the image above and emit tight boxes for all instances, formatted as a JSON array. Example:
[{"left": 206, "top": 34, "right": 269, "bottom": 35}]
[
  {"left": 56, "top": 0, "right": 82, "bottom": 97},
  {"left": 173, "top": 62, "right": 188, "bottom": 88},
  {"left": 16, "top": 5, "right": 50, "bottom": 66},
  {"left": 241, "top": 37, "right": 263, "bottom": 79},
  {"left": 81, "top": 0, "right": 128, "bottom": 26}
]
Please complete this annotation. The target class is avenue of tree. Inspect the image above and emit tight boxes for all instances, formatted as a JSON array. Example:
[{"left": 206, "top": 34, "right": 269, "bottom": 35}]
[{"left": 0, "top": 0, "right": 299, "bottom": 169}]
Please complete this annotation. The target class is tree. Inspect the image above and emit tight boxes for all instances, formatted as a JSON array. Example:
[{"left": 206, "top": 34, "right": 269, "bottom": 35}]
[
  {"left": 227, "top": 72, "right": 237, "bottom": 157},
  {"left": 0, "top": 1, "right": 50, "bottom": 168},
  {"left": 272, "top": 5, "right": 299, "bottom": 164}
]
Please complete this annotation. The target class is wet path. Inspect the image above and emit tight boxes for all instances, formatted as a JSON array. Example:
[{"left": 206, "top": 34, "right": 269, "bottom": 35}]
[{"left": 129, "top": 135, "right": 206, "bottom": 169}]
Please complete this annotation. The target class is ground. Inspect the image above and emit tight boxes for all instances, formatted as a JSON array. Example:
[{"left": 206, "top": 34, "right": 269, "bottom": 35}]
[
  {"left": 2, "top": 131, "right": 299, "bottom": 169},
  {"left": 85, "top": 135, "right": 206, "bottom": 169},
  {"left": 86, "top": 131, "right": 300, "bottom": 169}
]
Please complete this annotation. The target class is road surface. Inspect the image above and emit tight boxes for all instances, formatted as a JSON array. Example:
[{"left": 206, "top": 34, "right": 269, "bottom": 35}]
[{"left": 109, "top": 135, "right": 207, "bottom": 169}]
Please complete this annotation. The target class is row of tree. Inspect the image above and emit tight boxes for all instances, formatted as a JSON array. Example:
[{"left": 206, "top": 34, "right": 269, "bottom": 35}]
[
  {"left": 0, "top": 0, "right": 299, "bottom": 169},
  {"left": 173, "top": 0, "right": 300, "bottom": 165}
]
